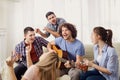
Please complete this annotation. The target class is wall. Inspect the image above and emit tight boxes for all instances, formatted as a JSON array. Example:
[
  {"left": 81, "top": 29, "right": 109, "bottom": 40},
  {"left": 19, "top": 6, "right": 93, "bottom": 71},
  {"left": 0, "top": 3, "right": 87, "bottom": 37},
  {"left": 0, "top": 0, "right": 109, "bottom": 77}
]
[{"left": 0, "top": 0, "right": 120, "bottom": 68}]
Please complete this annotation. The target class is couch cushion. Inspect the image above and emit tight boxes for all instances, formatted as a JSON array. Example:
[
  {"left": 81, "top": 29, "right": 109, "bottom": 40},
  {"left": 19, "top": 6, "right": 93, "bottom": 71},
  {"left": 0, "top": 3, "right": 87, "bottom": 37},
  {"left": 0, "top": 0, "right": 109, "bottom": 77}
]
[{"left": 84, "top": 44, "right": 94, "bottom": 60}]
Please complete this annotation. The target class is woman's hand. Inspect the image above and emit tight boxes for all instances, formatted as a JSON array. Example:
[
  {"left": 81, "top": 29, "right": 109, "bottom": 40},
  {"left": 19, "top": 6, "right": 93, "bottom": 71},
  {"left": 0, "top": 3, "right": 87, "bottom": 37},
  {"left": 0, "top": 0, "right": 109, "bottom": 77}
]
[
  {"left": 6, "top": 51, "right": 21, "bottom": 67},
  {"left": 83, "top": 58, "right": 93, "bottom": 67}
]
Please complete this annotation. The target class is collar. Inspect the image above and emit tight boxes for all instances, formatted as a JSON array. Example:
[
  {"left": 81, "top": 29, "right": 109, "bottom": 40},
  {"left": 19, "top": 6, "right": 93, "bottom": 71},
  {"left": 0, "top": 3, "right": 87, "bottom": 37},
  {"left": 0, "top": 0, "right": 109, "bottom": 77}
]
[{"left": 95, "top": 44, "right": 108, "bottom": 53}]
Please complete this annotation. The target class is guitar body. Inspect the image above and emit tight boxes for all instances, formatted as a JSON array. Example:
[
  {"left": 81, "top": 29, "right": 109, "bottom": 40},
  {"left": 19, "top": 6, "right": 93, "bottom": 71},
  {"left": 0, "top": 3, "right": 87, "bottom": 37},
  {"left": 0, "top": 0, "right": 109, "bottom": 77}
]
[
  {"left": 52, "top": 45, "right": 68, "bottom": 69},
  {"left": 52, "top": 45, "right": 88, "bottom": 72}
]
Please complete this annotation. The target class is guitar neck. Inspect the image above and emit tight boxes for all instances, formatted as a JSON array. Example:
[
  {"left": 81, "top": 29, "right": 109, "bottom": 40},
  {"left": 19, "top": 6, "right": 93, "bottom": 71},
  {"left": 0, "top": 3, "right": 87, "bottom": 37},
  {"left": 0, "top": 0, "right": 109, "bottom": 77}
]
[
  {"left": 58, "top": 57, "right": 75, "bottom": 68},
  {"left": 59, "top": 57, "right": 67, "bottom": 63}
]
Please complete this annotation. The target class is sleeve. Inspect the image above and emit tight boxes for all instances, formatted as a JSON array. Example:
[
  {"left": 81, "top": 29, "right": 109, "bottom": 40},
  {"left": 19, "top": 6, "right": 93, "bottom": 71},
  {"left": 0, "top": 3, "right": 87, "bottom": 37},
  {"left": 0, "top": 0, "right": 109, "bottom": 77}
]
[
  {"left": 107, "top": 48, "right": 118, "bottom": 74},
  {"left": 76, "top": 43, "right": 85, "bottom": 56},
  {"left": 57, "top": 18, "right": 66, "bottom": 32},
  {"left": 41, "top": 37, "right": 49, "bottom": 47},
  {"left": 37, "top": 37, "right": 49, "bottom": 47},
  {"left": 55, "top": 37, "right": 62, "bottom": 46},
  {"left": 59, "top": 18, "right": 66, "bottom": 24},
  {"left": 15, "top": 44, "right": 22, "bottom": 62},
  {"left": 22, "top": 65, "right": 38, "bottom": 80},
  {"left": 45, "top": 23, "right": 51, "bottom": 37},
  {"left": 15, "top": 44, "right": 20, "bottom": 54}
]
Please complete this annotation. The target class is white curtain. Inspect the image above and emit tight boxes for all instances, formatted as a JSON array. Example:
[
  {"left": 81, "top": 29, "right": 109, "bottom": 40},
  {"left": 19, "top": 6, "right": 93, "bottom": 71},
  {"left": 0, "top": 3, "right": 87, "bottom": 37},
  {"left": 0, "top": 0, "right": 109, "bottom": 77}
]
[
  {"left": 0, "top": 0, "right": 120, "bottom": 70},
  {"left": 5, "top": 0, "right": 120, "bottom": 45},
  {"left": 64, "top": 0, "right": 120, "bottom": 44}
]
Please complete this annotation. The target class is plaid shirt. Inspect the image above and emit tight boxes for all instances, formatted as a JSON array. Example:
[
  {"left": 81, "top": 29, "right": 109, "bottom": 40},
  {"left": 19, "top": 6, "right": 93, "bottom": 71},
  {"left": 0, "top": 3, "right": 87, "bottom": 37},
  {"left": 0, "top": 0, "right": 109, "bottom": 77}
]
[{"left": 15, "top": 36, "right": 48, "bottom": 66}]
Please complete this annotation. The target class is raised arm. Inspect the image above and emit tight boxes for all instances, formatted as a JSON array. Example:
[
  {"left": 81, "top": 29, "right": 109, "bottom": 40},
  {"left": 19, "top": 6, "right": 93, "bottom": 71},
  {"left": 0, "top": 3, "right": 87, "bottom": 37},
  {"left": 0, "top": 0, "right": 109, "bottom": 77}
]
[
  {"left": 6, "top": 51, "right": 29, "bottom": 80},
  {"left": 6, "top": 51, "right": 19, "bottom": 80},
  {"left": 35, "top": 28, "right": 48, "bottom": 38},
  {"left": 26, "top": 44, "right": 33, "bottom": 68},
  {"left": 44, "top": 27, "right": 60, "bottom": 38}
]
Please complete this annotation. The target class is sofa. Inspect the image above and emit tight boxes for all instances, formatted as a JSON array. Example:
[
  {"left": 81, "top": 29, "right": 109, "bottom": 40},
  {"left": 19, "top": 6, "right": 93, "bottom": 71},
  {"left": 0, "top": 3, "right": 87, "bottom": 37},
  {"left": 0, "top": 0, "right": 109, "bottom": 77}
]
[
  {"left": 59, "top": 42, "right": 120, "bottom": 80},
  {"left": 1, "top": 42, "right": 120, "bottom": 80}
]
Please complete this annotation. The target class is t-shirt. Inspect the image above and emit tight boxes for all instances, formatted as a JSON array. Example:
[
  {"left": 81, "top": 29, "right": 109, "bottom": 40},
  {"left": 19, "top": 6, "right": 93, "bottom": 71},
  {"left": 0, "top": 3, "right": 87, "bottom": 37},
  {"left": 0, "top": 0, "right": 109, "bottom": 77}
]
[
  {"left": 55, "top": 37, "right": 85, "bottom": 61},
  {"left": 23, "top": 65, "right": 40, "bottom": 80}
]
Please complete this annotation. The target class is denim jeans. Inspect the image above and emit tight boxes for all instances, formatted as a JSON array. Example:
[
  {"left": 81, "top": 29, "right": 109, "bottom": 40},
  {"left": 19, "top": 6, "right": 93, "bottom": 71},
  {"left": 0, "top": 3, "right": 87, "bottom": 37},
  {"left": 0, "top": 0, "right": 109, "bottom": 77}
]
[
  {"left": 80, "top": 69, "right": 106, "bottom": 80},
  {"left": 14, "top": 63, "right": 27, "bottom": 80}
]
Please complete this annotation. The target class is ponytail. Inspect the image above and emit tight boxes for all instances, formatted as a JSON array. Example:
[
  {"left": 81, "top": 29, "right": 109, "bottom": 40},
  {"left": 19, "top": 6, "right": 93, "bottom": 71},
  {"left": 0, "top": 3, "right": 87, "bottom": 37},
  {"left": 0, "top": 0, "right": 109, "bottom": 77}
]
[
  {"left": 93, "top": 27, "right": 113, "bottom": 47},
  {"left": 106, "top": 29, "right": 113, "bottom": 47}
]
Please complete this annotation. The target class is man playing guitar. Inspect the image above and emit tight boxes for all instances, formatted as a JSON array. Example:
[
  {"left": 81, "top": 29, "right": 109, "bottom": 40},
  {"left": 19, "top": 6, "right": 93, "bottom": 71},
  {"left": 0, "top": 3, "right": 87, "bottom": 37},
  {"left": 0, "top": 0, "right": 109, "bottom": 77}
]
[{"left": 47, "top": 23, "right": 85, "bottom": 80}]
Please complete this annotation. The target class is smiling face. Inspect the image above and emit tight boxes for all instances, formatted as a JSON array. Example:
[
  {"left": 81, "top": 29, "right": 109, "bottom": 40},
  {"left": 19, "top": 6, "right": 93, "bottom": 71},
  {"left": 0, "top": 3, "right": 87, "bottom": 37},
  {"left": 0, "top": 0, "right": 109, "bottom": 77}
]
[
  {"left": 47, "top": 14, "right": 57, "bottom": 25},
  {"left": 24, "top": 31, "right": 35, "bottom": 44},
  {"left": 61, "top": 26, "right": 72, "bottom": 40}
]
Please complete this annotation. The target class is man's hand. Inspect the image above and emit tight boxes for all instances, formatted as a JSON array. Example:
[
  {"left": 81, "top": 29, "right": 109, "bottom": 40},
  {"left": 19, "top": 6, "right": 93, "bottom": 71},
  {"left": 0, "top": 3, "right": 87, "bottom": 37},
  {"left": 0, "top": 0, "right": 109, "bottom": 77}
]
[
  {"left": 64, "top": 60, "right": 72, "bottom": 68},
  {"left": 35, "top": 28, "right": 41, "bottom": 33}
]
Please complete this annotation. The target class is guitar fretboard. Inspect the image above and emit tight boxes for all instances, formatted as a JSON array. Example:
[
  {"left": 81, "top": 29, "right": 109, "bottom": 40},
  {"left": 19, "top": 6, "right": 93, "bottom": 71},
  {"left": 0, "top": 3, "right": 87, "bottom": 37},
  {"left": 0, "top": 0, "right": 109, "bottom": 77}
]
[
  {"left": 58, "top": 57, "right": 75, "bottom": 67},
  {"left": 58, "top": 57, "right": 67, "bottom": 63}
]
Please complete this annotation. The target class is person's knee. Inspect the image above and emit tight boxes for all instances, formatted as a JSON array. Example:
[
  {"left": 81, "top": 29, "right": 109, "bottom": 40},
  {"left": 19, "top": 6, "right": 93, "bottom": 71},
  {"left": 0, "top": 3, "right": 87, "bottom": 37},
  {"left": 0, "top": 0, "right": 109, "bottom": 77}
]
[
  {"left": 68, "top": 68, "right": 80, "bottom": 79},
  {"left": 14, "top": 64, "right": 27, "bottom": 78},
  {"left": 14, "top": 66, "right": 20, "bottom": 74}
]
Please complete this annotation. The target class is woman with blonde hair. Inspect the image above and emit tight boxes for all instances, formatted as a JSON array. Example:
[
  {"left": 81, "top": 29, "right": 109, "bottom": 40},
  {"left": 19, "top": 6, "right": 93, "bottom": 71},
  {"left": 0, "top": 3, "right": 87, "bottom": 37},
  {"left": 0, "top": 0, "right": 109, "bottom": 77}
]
[{"left": 6, "top": 51, "right": 59, "bottom": 80}]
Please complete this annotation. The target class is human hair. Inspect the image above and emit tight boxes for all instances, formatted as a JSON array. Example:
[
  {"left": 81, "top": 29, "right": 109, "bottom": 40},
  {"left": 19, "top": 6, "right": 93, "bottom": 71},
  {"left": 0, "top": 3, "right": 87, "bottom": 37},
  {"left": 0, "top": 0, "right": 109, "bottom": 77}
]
[
  {"left": 93, "top": 26, "right": 113, "bottom": 47},
  {"left": 45, "top": 11, "right": 56, "bottom": 18},
  {"left": 59, "top": 23, "right": 77, "bottom": 39},
  {"left": 24, "top": 27, "right": 34, "bottom": 34},
  {"left": 35, "top": 52, "right": 59, "bottom": 80}
]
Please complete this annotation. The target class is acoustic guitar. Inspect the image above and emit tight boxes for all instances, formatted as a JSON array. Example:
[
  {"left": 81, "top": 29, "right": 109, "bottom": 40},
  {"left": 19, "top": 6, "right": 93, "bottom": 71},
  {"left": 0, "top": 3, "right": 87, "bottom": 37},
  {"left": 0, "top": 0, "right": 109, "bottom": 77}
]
[
  {"left": 52, "top": 45, "right": 88, "bottom": 72},
  {"left": 52, "top": 45, "right": 68, "bottom": 69}
]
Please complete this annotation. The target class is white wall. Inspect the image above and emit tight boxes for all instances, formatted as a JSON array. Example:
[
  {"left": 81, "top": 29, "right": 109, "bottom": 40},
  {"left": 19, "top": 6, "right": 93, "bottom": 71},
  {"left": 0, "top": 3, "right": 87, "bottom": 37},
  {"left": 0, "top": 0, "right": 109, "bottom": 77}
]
[{"left": 0, "top": 0, "right": 120, "bottom": 64}]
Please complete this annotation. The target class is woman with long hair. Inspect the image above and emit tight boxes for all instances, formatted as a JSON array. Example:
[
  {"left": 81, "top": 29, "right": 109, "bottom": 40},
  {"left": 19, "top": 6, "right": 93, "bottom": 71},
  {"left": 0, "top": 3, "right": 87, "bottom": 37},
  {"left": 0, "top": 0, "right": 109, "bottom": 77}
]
[
  {"left": 6, "top": 51, "right": 59, "bottom": 80},
  {"left": 80, "top": 26, "right": 119, "bottom": 80}
]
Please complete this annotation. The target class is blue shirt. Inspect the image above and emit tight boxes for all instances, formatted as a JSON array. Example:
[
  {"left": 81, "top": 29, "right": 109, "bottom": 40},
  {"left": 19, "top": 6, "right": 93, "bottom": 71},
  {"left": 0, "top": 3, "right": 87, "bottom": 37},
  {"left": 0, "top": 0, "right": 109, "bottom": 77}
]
[
  {"left": 94, "top": 44, "right": 119, "bottom": 80},
  {"left": 55, "top": 37, "right": 85, "bottom": 61},
  {"left": 46, "top": 18, "right": 66, "bottom": 37},
  {"left": 15, "top": 36, "right": 48, "bottom": 66}
]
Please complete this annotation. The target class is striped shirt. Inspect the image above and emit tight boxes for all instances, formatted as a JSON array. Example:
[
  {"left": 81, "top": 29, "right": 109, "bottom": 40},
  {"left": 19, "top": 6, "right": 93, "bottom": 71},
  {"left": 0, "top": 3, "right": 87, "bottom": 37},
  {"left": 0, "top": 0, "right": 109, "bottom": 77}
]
[{"left": 15, "top": 36, "right": 48, "bottom": 66}]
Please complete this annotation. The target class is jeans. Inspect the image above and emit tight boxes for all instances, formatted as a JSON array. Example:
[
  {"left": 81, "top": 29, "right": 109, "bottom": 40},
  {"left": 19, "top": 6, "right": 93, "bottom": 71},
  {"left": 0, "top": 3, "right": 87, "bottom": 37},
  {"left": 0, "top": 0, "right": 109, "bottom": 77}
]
[
  {"left": 80, "top": 69, "right": 106, "bottom": 80},
  {"left": 14, "top": 63, "right": 27, "bottom": 80}
]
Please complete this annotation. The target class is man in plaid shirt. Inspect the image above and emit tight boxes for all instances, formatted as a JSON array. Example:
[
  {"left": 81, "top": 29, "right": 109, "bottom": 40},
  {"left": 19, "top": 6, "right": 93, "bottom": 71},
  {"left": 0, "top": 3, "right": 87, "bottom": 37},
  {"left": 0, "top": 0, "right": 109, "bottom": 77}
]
[{"left": 14, "top": 27, "right": 48, "bottom": 80}]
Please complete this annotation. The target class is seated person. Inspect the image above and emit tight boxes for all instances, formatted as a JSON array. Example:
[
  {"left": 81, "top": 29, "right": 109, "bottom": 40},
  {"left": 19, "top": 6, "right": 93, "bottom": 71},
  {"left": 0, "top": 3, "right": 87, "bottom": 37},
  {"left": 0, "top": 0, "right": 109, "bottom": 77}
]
[
  {"left": 80, "top": 26, "right": 119, "bottom": 80},
  {"left": 6, "top": 51, "right": 59, "bottom": 80},
  {"left": 47, "top": 23, "right": 85, "bottom": 80},
  {"left": 14, "top": 27, "right": 48, "bottom": 80}
]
